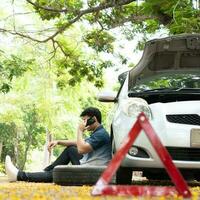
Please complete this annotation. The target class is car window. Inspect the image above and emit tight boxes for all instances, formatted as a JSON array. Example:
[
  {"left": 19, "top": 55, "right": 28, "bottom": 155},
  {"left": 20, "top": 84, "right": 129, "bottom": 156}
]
[{"left": 129, "top": 73, "right": 200, "bottom": 93}]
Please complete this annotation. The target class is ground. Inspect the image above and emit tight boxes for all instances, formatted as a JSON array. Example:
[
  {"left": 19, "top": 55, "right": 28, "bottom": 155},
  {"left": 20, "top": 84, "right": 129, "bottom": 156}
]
[{"left": 1, "top": 176, "right": 200, "bottom": 200}]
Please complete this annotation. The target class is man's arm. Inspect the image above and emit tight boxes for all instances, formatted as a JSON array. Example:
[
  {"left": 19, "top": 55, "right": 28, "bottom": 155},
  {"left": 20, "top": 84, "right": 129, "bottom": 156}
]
[
  {"left": 48, "top": 140, "right": 77, "bottom": 152},
  {"left": 57, "top": 140, "right": 77, "bottom": 146},
  {"left": 76, "top": 122, "right": 93, "bottom": 154}
]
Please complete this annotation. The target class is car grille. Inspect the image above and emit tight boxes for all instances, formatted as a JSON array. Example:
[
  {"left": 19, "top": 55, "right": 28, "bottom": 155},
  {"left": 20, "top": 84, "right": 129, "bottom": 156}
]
[
  {"left": 166, "top": 147, "right": 200, "bottom": 161},
  {"left": 166, "top": 114, "right": 200, "bottom": 126}
]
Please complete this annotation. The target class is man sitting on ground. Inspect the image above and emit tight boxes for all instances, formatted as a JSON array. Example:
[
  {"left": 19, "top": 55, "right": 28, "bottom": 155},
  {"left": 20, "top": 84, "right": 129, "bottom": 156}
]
[{"left": 5, "top": 107, "right": 112, "bottom": 182}]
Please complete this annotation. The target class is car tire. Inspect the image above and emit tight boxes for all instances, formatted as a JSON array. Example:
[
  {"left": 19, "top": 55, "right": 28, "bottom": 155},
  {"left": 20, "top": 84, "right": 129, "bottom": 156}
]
[
  {"left": 53, "top": 165, "right": 115, "bottom": 186},
  {"left": 116, "top": 167, "right": 132, "bottom": 185}
]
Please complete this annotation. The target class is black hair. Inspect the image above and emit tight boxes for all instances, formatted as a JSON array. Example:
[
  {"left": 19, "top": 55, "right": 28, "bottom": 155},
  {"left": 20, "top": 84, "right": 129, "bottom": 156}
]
[{"left": 80, "top": 107, "right": 102, "bottom": 123}]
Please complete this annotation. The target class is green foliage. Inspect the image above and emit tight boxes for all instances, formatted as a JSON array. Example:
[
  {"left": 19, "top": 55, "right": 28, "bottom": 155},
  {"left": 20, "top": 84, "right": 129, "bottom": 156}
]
[
  {"left": 0, "top": 0, "right": 118, "bottom": 170},
  {"left": 4, "top": 0, "right": 199, "bottom": 57},
  {"left": 0, "top": 103, "right": 46, "bottom": 169},
  {"left": 84, "top": 30, "right": 115, "bottom": 53},
  {"left": 34, "top": 0, "right": 83, "bottom": 20},
  {"left": 16, "top": 104, "right": 45, "bottom": 169},
  {"left": 55, "top": 52, "right": 113, "bottom": 88},
  {"left": 0, "top": 122, "right": 17, "bottom": 162},
  {"left": 145, "top": 19, "right": 160, "bottom": 33},
  {"left": 142, "top": 0, "right": 200, "bottom": 34},
  {"left": 169, "top": 9, "right": 200, "bottom": 34},
  {"left": 34, "top": 0, "right": 61, "bottom": 20},
  {"left": 87, "top": 0, "right": 101, "bottom": 7},
  {"left": 0, "top": 83, "right": 12, "bottom": 93},
  {"left": 2, "top": 0, "right": 199, "bottom": 87},
  {"left": 22, "top": 105, "right": 45, "bottom": 148},
  {"left": 0, "top": 122, "right": 16, "bottom": 143},
  {"left": 0, "top": 54, "right": 33, "bottom": 93}
]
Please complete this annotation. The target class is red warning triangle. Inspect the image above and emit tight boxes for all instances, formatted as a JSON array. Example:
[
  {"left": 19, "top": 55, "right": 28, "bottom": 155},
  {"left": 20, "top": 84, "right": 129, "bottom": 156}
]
[{"left": 92, "top": 112, "right": 191, "bottom": 198}]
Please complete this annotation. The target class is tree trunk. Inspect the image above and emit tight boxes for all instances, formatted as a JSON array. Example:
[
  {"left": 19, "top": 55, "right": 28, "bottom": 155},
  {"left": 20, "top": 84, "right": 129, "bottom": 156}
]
[
  {"left": 43, "top": 129, "right": 52, "bottom": 168},
  {"left": 0, "top": 142, "right": 3, "bottom": 161},
  {"left": 14, "top": 133, "right": 19, "bottom": 164},
  {"left": 18, "top": 134, "right": 31, "bottom": 170},
  {"left": 23, "top": 148, "right": 28, "bottom": 169}
]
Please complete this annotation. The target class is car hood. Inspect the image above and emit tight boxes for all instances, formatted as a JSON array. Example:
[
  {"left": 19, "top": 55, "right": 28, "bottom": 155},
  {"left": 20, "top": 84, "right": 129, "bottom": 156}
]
[{"left": 129, "top": 34, "right": 200, "bottom": 89}]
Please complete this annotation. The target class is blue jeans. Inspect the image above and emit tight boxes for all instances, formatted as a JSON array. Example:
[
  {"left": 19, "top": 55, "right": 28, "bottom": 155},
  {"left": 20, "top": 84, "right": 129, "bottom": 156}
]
[{"left": 17, "top": 145, "right": 83, "bottom": 182}]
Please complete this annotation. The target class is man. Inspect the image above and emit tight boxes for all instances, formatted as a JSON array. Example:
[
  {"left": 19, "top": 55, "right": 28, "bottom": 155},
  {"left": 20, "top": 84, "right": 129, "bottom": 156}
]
[{"left": 5, "top": 107, "right": 112, "bottom": 182}]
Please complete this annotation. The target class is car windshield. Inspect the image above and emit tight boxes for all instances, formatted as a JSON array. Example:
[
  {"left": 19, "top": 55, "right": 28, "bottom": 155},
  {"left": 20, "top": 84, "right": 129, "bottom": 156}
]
[{"left": 129, "top": 73, "right": 200, "bottom": 93}]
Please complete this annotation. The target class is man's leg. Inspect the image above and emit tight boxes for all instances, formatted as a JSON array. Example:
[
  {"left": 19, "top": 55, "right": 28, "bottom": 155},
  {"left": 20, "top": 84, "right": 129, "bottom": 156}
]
[
  {"left": 17, "top": 145, "right": 83, "bottom": 182},
  {"left": 44, "top": 145, "right": 83, "bottom": 171},
  {"left": 5, "top": 156, "right": 52, "bottom": 183},
  {"left": 17, "top": 170, "right": 53, "bottom": 182}
]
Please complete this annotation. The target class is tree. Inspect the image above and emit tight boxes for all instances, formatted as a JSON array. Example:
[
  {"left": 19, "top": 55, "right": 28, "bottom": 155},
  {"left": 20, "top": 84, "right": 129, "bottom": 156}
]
[
  {"left": 0, "top": 45, "right": 112, "bottom": 169},
  {"left": 1, "top": 0, "right": 199, "bottom": 89},
  {"left": 17, "top": 104, "right": 45, "bottom": 169},
  {"left": 0, "top": 1, "right": 115, "bottom": 170},
  {"left": 0, "top": 122, "right": 17, "bottom": 162},
  {"left": 1, "top": 1, "right": 200, "bottom": 47}
]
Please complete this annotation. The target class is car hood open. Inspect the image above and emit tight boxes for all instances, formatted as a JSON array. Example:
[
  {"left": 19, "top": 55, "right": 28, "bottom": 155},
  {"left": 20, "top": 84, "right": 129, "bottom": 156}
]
[{"left": 129, "top": 34, "right": 200, "bottom": 90}]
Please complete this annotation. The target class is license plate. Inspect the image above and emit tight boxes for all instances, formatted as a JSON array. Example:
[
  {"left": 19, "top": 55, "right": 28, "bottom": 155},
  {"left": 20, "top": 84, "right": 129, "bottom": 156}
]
[{"left": 191, "top": 128, "right": 200, "bottom": 147}]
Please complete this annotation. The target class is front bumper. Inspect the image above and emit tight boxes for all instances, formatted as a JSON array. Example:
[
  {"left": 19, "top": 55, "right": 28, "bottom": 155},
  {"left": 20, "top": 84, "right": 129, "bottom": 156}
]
[{"left": 113, "top": 101, "right": 200, "bottom": 169}]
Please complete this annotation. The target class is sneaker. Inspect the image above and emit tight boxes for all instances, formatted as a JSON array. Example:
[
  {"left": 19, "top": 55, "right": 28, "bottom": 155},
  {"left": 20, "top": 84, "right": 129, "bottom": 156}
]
[{"left": 5, "top": 155, "right": 18, "bottom": 182}]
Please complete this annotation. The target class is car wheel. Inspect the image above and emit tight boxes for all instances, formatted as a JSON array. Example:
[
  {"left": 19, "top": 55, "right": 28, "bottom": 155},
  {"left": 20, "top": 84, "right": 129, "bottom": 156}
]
[
  {"left": 116, "top": 167, "right": 132, "bottom": 184},
  {"left": 53, "top": 165, "right": 115, "bottom": 185}
]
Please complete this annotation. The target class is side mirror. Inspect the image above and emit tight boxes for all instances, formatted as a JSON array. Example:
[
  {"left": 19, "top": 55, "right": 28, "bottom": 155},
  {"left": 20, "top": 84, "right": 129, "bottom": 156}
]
[{"left": 97, "top": 91, "right": 117, "bottom": 102}]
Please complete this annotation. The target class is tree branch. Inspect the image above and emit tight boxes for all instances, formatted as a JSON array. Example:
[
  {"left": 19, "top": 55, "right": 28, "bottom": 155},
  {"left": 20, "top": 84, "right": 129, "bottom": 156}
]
[
  {"left": 7, "top": 0, "right": 135, "bottom": 43},
  {"left": 109, "top": 14, "right": 154, "bottom": 29},
  {"left": 51, "top": 40, "right": 72, "bottom": 58},
  {"left": 0, "top": 0, "right": 139, "bottom": 50},
  {"left": 26, "top": 0, "right": 68, "bottom": 13},
  {"left": 26, "top": 0, "right": 135, "bottom": 14},
  {"left": 0, "top": 11, "right": 36, "bottom": 22}
]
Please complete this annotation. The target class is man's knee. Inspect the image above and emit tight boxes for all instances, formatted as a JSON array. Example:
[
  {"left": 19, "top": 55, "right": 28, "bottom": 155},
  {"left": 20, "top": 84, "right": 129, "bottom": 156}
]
[{"left": 66, "top": 145, "right": 78, "bottom": 153}]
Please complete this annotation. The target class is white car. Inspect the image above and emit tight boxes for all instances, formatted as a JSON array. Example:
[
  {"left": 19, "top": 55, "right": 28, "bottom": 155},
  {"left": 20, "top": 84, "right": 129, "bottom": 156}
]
[{"left": 99, "top": 34, "right": 200, "bottom": 184}]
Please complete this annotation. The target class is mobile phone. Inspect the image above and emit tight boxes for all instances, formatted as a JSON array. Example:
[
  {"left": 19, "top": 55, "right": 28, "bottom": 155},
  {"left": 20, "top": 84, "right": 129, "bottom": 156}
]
[{"left": 86, "top": 117, "right": 95, "bottom": 126}]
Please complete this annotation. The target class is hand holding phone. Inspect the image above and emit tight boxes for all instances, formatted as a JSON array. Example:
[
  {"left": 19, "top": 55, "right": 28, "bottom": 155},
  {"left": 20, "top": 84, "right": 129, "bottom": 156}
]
[{"left": 86, "top": 117, "right": 95, "bottom": 126}]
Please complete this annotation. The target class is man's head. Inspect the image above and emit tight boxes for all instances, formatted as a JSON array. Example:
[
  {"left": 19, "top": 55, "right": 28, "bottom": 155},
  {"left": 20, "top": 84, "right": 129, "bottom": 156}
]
[
  {"left": 80, "top": 107, "right": 102, "bottom": 130},
  {"left": 80, "top": 107, "right": 102, "bottom": 123}
]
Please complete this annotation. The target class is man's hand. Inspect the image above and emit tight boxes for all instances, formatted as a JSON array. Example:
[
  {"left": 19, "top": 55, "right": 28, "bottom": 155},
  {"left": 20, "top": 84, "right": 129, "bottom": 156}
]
[
  {"left": 78, "top": 120, "right": 87, "bottom": 133},
  {"left": 48, "top": 140, "right": 58, "bottom": 152}
]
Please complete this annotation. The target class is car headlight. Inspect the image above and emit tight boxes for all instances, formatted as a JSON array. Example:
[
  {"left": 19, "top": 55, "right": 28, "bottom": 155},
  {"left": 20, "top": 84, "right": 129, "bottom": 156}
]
[{"left": 122, "top": 98, "right": 152, "bottom": 119}]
